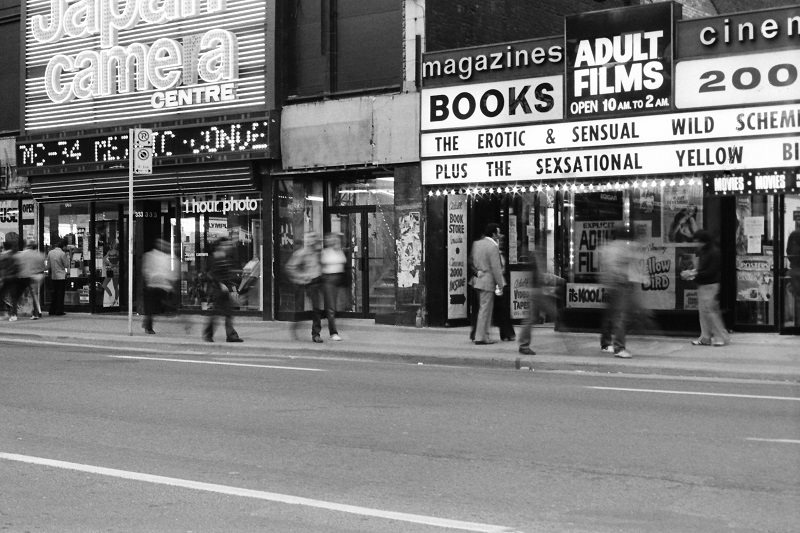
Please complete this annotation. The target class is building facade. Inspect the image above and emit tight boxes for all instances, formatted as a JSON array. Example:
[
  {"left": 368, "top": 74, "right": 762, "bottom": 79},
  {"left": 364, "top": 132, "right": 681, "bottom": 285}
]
[
  {"left": 421, "top": 1, "right": 800, "bottom": 335},
  {"left": 5, "top": 0, "right": 797, "bottom": 336}
]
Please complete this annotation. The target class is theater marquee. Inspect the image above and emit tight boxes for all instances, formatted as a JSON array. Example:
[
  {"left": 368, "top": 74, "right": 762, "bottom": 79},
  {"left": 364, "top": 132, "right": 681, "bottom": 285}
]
[{"left": 23, "top": 0, "right": 267, "bottom": 132}]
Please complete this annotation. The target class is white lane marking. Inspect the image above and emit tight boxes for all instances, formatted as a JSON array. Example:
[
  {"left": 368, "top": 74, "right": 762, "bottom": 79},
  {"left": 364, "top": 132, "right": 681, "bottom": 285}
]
[
  {"left": 0, "top": 453, "right": 520, "bottom": 533},
  {"left": 745, "top": 438, "right": 800, "bottom": 444},
  {"left": 109, "top": 355, "right": 325, "bottom": 372},
  {"left": 588, "top": 386, "right": 800, "bottom": 401}
]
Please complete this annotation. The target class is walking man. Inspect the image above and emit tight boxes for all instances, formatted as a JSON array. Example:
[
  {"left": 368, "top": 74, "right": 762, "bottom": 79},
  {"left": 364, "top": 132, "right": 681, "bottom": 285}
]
[
  {"left": 470, "top": 223, "right": 505, "bottom": 345},
  {"left": 202, "top": 237, "right": 243, "bottom": 343}
]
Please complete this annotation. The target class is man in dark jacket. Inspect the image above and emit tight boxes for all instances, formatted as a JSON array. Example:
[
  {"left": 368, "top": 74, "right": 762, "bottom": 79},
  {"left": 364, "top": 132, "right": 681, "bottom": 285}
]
[
  {"left": 202, "top": 237, "right": 243, "bottom": 343},
  {"left": 686, "top": 230, "right": 729, "bottom": 346}
]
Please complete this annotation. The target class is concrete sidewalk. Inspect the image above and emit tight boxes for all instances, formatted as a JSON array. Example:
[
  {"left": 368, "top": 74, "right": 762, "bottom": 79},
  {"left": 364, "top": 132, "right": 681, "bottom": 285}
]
[{"left": 1, "top": 313, "right": 798, "bottom": 382}]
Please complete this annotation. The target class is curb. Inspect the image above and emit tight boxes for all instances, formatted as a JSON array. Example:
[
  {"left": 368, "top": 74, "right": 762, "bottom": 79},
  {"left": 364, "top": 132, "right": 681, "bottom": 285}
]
[{"left": 3, "top": 329, "right": 798, "bottom": 384}]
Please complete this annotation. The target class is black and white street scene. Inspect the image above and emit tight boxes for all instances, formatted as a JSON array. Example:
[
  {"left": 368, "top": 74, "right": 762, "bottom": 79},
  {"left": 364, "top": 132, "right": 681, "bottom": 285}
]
[{"left": 1, "top": 0, "right": 799, "bottom": 531}]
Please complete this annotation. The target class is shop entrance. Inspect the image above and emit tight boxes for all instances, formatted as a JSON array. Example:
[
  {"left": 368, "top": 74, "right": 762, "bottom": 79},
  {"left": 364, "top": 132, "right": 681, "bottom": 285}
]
[
  {"left": 780, "top": 194, "right": 800, "bottom": 334},
  {"left": 328, "top": 207, "right": 381, "bottom": 317}
]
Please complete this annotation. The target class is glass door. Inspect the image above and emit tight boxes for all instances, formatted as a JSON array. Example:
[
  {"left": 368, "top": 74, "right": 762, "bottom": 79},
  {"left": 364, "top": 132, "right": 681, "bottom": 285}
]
[
  {"left": 95, "top": 203, "right": 123, "bottom": 311},
  {"left": 734, "top": 195, "right": 776, "bottom": 328},
  {"left": 780, "top": 194, "right": 800, "bottom": 334},
  {"left": 330, "top": 210, "right": 367, "bottom": 315}
]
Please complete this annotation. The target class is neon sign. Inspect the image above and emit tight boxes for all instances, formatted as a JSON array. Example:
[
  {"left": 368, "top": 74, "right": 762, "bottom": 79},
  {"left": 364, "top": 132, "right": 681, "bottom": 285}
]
[{"left": 24, "top": 0, "right": 266, "bottom": 131}]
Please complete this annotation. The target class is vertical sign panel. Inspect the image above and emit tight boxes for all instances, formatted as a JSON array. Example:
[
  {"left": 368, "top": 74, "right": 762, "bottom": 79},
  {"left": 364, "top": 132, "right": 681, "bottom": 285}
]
[{"left": 447, "top": 195, "right": 468, "bottom": 320}]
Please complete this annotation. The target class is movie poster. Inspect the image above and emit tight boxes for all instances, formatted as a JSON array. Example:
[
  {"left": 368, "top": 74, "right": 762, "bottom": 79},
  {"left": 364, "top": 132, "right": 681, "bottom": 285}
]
[
  {"left": 397, "top": 212, "right": 422, "bottom": 288},
  {"left": 662, "top": 183, "right": 703, "bottom": 244}
]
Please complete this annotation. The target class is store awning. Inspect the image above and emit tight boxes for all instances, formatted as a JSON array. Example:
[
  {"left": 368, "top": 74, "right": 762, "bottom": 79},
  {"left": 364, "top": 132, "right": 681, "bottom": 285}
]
[{"left": 29, "top": 163, "right": 257, "bottom": 202}]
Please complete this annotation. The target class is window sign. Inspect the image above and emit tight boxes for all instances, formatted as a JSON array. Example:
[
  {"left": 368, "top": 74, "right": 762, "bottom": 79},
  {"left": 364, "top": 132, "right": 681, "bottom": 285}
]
[{"left": 24, "top": 0, "right": 268, "bottom": 132}]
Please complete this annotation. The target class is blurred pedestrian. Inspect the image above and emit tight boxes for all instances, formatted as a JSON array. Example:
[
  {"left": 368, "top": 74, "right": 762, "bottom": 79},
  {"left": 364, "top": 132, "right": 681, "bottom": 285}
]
[
  {"left": 517, "top": 250, "right": 542, "bottom": 356},
  {"left": 285, "top": 232, "right": 325, "bottom": 343},
  {"left": 598, "top": 228, "right": 638, "bottom": 358},
  {"left": 142, "top": 238, "right": 182, "bottom": 335},
  {"left": 321, "top": 232, "right": 346, "bottom": 341},
  {"left": 47, "top": 238, "right": 69, "bottom": 316},
  {"left": 0, "top": 240, "right": 20, "bottom": 320},
  {"left": 18, "top": 240, "right": 46, "bottom": 320},
  {"left": 683, "top": 229, "right": 730, "bottom": 347},
  {"left": 202, "top": 236, "right": 243, "bottom": 343},
  {"left": 469, "top": 223, "right": 505, "bottom": 345},
  {"left": 787, "top": 228, "right": 800, "bottom": 324}
]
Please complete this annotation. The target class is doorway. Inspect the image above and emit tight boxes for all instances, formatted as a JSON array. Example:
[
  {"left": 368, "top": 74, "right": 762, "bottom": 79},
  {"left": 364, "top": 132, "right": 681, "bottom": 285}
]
[{"left": 780, "top": 194, "right": 800, "bottom": 334}]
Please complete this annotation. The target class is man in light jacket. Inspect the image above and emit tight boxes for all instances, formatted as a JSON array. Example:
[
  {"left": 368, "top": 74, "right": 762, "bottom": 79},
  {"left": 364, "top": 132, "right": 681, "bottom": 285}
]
[
  {"left": 47, "top": 238, "right": 69, "bottom": 316},
  {"left": 470, "top": 223, "right": 505, "bottom": 345}
]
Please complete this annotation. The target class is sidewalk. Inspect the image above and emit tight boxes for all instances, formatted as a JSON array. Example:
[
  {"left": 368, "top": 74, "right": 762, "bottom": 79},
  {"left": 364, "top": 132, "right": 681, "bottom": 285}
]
[{"left": 1, "top": 313, "right": 798, "bottom": 382}]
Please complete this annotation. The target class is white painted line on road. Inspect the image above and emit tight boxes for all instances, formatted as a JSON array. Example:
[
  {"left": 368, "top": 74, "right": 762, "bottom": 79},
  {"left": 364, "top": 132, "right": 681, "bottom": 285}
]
[
  {"left": 588, "top": 386, "right": 800, "bottom": 401},
  {"left": 0, "top": 453, "right": 520, "bottom": 533},
  {"left": 745, "top": 438, "right": 800, "bottom": 444},
  {"left": 109, "top": 355, "right": 325, "bottom": 372}
]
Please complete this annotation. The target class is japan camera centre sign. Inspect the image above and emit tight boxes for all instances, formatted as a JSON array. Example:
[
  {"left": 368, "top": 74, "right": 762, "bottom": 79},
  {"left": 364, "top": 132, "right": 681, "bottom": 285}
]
[
  {"left": 24, "top": 0, "right": 267, "bottom": 132},
  {"left": 565, "top": 2, "right": 677, "bottom": 119}
]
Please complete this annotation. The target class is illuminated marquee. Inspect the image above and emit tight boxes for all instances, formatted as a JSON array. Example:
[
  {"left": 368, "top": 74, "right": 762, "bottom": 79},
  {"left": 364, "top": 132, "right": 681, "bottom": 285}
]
[{"left": 24, "top": 0, "right": 266, "bottom": 131}]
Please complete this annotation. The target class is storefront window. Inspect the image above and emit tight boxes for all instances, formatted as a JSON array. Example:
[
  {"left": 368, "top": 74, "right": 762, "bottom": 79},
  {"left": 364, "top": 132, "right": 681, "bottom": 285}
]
[
  {"left": 42, "top": 203, "right": 92, "bottom": 310},
  {"left": 178, "top": 194, "right": 263, "bottom": 312},
  {"left": 275, "top": 179, "right": 324, "bottom": 315},
  {"left": 95, "top": 204, "right": 122, "bottom": 308},
  {"left": 566, "top": 179, "right": 704, "bottom": 312},
  {"left": 783, "top": 194, "right": 800, "bottom": 330},
  {"left": 735, "top": 195, "right": 775, "bottom": 326}
]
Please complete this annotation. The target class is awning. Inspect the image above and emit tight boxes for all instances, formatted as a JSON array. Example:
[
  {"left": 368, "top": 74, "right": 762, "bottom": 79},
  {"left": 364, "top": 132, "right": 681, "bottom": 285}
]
[{"left": 29, "top": 163, "right": 257, "bottom": 202}]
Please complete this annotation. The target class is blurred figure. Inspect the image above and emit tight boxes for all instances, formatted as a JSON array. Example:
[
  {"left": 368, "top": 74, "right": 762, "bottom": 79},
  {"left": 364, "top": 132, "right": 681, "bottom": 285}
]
[
  {"left": 202, "top": 237, "right": 243, "bottom": 343},
  {"left": 18, "top": 240, "right": 46, "bottom": 320},
  {"left": 0, "top": 240, "right": 20, "bottom": 320},
  {"left": 683, "top": 230, "right": 730, "bottom": 347},
  {"left": 142, "top": 238, "right": 183, "bottom": 335},
  {"left": 517, "top": 250, "right": 542, "bottom": 356},
  {"left": 285, "top": 232, "right": 324, "bottom": 343},
  {"left": 102, "top": 241, "right": 120, "bottom": 306},
  {"left": 321, "top": 232, "right": 346, "bottom": 341},
  {"left": 47, "top": 239, "right": 69, "bottom": 316},
  {"left": 470, "top": 223, "right": 505, "bottom": 345},
  {"left": 598, "top": 228, "right": 639, "bottom": 358}
]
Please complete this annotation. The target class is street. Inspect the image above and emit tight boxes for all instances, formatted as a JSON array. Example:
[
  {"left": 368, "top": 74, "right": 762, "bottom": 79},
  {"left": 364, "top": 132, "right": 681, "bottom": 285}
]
[{"left": 1, "top": 339, "right": 798, "bottom": 532}]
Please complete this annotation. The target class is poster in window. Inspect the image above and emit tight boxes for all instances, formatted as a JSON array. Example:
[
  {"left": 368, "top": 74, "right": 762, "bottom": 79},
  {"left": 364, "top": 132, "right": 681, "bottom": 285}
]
[
  {"left": 631, "top": 188, "right": 661, "bottom": 239},
  {"left": 573, "top": 220, "right": 621, "bottom": 277},
  {"left": 663, "top": 183, "right": 703, "bottom": 244},
  {"left": 635, "top": 242, "right": 676, "bottom": 310},
  {"left": 397, "top": 212, "right": 421, "bottom": 288},
  {"left": 736, "top": 256, "right": 773, "bottom": 302}
]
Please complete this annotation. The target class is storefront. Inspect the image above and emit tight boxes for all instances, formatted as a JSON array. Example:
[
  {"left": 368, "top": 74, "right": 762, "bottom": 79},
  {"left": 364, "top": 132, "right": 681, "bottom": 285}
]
[
  {"left": 275, "top": 95, "right": 421, "bottom": 325},
  {"left": 421, "top": 3, "right": 799, "bottom": 335},
  {"left": 16, "top": 0, "right": 279, "bottom": 317}
]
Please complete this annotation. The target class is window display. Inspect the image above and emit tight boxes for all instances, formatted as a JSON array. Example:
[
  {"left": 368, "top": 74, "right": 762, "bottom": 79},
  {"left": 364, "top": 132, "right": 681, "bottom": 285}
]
[
  {"left": 179, "top": 194, "right": 263, "bottom": 312},
  {"left": 565, "top": 179, "right": 704, "bottom": 311}
]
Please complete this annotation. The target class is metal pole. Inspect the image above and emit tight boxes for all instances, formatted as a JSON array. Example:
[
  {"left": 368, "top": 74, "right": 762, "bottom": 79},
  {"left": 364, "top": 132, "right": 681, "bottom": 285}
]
[{"left": 128, "top": 129, "right": 134, "bottom": 336}]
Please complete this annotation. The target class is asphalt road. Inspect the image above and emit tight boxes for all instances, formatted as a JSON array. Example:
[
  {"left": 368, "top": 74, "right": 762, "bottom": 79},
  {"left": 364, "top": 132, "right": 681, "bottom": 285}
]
[{"left": 1, "top": 340, "right": 798, "bottom": 532}]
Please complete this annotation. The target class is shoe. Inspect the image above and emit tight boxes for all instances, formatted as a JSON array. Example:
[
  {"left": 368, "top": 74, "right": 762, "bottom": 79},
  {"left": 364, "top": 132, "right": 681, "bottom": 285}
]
[
  {"left": 8, "top": 315, "right": 17, "bottom": 322},
  {"left": 519, "top": 347, "right": 536, "bottom": 355},
  {"left": 501, "top": 336, "right": 516, "bottom": 342},
  {"left": 601, "top": 346, "right": 615, "bottom": 354},
  {"left": 312, "top": 335, "right": 323, "bottom": 343},
  {"left": 226, "top": 337, "right": 243, "bottom": 343},
  {"left": 330, "top": 334, "right": 342, "bottom": 341},
  {"left": 691, "top": 338, "right": 711, "bottom": 346},
  {"left": 474, "top": 340, "right": 496, "bottom": 345},
  {"left": 144, "top": 328, "right": 156, "bottom": 335},
  {"left": 31, "top": 316, "right": 40, "bottom": 320},
  {"left": 712, "top": 340, "right": 728, "bottom": 347},
  {"left": 614, "top": 349, "right": 632, "bottom": 358},
  {"left": 202, "top": 336, "right": 214, "bottom": 342}
]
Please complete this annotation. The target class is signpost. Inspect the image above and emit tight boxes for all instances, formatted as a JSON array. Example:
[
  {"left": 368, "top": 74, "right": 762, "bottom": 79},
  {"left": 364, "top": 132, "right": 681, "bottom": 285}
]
[{"left": 128, "top": 129, "right": 153, "bottom": 335}]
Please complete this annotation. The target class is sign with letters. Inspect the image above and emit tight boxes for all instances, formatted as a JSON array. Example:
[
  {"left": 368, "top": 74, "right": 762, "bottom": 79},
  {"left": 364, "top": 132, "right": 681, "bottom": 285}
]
[
  {"left": 447, "top": 195, "right": 468, "bottom": 320},
  {"left": 565, "top": 2, "right": 676, "bottom": 119},
  {"left": 23, "top": 0, "right": 267, "bottom": 132}
]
